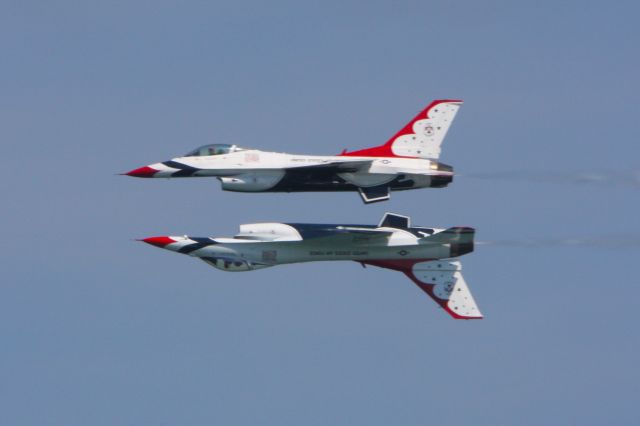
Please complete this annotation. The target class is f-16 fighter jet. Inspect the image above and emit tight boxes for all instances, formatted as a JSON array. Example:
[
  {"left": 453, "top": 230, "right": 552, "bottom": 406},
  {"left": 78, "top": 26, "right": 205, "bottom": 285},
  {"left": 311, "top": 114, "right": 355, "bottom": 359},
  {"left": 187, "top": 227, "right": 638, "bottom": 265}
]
[
  {"left": 140, "top": 213, "right": 482, "bottom": 319},
  {"left": 125, "top": 100, "right": 462, "bottom": 203}
]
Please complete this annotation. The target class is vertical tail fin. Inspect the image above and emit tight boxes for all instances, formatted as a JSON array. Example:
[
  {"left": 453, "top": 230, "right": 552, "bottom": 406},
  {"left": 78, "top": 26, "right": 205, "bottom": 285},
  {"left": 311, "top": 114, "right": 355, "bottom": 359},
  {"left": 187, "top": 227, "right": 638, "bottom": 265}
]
[
  {"left": 362, "top": 259, "right": 482, "bottom": 319},
  {"left": 410, "top": 260, "right": 482, "bottom": 319},
  {"left": 342, "top": 99, "right": 463, "bottom": 159}
]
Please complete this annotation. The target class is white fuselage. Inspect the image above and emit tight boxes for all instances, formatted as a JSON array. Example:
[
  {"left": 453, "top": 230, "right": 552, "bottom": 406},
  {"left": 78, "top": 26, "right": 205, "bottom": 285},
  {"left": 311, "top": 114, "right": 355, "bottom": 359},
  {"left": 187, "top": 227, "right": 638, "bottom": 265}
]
[
  {"left": 155, "top": 222, "right": 466, "bottom": 272},
  {"left": 148, "top": 150, "right": 449, "bottom": 191},
  {"left": 198, "top": 237, "right": 451, "bottom": 265},
  {"left": 125, "top": 99, "right": 462, "bottom": 202}
]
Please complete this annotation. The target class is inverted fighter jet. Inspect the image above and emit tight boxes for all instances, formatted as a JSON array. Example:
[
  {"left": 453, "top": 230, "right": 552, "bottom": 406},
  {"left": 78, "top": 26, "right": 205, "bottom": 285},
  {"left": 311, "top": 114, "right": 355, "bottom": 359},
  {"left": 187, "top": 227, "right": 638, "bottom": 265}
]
[
  {"left": 140, "top": 213, "right": 482, "bottom": 319},
  {"left": 125, "top": 100, "right": 462, "bottom": 203}
]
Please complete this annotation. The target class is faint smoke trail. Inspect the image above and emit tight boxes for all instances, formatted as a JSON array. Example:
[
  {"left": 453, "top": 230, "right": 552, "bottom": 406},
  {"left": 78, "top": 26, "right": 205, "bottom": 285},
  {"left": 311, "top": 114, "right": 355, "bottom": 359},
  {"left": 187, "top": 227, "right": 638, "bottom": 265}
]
[
  {"left": 477, "top": 235, "right": 640, "bottom": 249},
  {"left": 461, "top": 170, "right": 640, "bottom": 188}
]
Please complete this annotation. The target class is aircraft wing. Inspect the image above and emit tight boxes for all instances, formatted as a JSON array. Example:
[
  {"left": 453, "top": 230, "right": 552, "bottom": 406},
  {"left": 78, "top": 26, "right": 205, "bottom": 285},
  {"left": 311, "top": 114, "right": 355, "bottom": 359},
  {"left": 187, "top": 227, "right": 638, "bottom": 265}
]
[
  {"left": 362, "top": 259, "right": 483, "bottom": 319},
  {"left": 282, "top": 160, "right": 392, "bottom": 203},
  {"left": 286, "top": 223, "right": 393, "bottom": 245},
  {"left": 235, "top": 222, "right": 392, "bottom": 244},
  {"left": 216, "top": 159, "right": 373, "bottom": 176},
  {"left": 283, "top": 159, "right": 373, "bottom": 173}
]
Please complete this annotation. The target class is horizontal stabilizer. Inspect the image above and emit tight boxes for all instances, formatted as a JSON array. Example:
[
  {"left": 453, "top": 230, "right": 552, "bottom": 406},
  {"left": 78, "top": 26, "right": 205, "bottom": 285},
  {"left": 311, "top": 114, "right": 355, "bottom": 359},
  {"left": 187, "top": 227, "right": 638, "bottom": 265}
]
[
  {"left": 423, "top": 227, "right": 475, "bottom": 257},
  {"left": 424, "top": 227, "right": 475, "bottom": 244}
]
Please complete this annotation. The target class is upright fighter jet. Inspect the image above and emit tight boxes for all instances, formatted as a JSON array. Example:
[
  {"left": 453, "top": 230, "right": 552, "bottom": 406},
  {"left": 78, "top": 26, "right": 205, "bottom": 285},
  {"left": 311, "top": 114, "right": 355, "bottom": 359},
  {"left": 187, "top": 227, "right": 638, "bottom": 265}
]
[
  {"left": 125, "top": 100, "right": 463, "bottom": 203},
  {"left": 140, "top": 213, "right": 482, "bottom": 319}
]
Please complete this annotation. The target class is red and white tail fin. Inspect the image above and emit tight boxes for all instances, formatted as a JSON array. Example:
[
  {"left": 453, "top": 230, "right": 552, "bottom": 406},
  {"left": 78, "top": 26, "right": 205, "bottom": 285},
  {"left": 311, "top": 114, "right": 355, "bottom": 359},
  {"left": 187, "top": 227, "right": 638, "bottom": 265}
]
[
  {"left": 409, "top": 260, "right": 482, "bottom": 319},
  {"left": 342, "top": 99, "right": 463, "bottom": 159},
  {"left": 363, "top": 258, "right": 482, "bottom": 319}
]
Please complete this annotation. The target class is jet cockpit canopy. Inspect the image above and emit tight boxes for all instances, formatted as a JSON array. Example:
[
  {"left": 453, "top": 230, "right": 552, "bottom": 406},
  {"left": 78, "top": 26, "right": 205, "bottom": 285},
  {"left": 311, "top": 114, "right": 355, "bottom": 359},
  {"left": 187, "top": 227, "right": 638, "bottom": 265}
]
[{"left": 184, "top": 144, "right": 245, "bottom": 157}]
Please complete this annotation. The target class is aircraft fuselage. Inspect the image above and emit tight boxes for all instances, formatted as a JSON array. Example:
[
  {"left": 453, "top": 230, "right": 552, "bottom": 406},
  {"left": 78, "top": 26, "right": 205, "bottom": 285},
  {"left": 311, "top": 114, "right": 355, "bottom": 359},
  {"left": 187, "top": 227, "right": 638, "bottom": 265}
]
[
  {"left": 133, "top": 150, "right": 453, "bottom": 193},
  {"left": 140, "top": 213, "right": 482, "bottom": 319},
  {"left": 143, "top": 220, "right": 473, "bottom": 271},
  {"left": 125, "top": 99, "right": 463, "bottom": 202}
]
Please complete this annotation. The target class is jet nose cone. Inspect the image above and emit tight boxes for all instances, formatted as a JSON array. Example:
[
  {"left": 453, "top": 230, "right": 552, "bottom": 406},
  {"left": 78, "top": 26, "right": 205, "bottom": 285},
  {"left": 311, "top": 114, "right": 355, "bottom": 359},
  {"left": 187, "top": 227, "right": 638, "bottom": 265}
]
[
  {"left": 139, "top": 236, "right": 176, "bottom": 248},
  {"left": 124, "top": 166, "right": 159, "bottom": 178}
]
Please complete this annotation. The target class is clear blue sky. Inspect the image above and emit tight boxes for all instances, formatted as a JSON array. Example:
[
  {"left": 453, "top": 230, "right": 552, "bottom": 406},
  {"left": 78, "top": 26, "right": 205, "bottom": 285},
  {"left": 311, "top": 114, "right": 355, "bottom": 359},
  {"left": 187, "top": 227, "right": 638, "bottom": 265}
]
[{"left": 2, "top": 1, "right": 639, "bottom": 425}]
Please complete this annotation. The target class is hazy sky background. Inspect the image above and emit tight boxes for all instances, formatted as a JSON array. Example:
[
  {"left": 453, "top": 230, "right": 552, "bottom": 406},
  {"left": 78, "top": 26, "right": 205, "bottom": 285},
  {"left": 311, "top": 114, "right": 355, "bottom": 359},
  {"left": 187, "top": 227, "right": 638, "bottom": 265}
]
[{"left": 2, "top": 1, "right": 639, "bottom": 424}]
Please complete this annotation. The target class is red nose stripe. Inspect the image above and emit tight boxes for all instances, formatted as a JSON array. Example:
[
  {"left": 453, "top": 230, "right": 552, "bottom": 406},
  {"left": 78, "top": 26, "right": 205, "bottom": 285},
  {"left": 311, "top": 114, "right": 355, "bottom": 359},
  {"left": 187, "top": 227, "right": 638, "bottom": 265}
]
[
  {"left": 141, "top": 236, "right": 176, "bottom": 248},
  {"left": 126, "top": 166, "right": 158, "bottom": 177}
]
